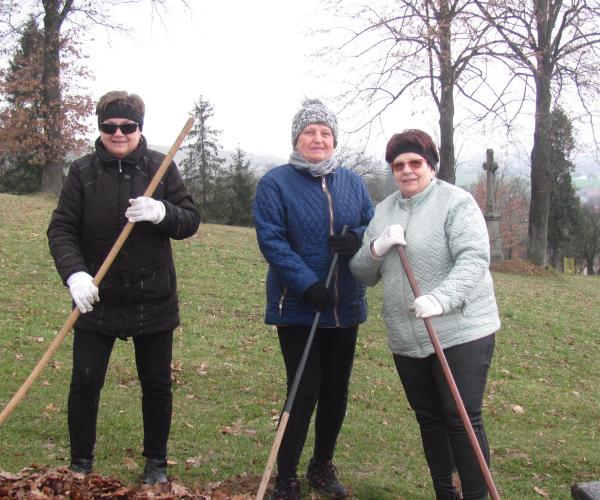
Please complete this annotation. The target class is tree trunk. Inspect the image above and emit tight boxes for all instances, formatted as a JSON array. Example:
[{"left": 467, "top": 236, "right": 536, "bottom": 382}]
[
  {"left": 40, "top": 0, "right": 68, "bottom": 195},
  {"left": 436, "top": 3, "right": 456, "bottom": 184},
  {"left": 527, "top": 78, "right": 552, "bottom": 267},
  {"left": 438, "top": 94, "right": 455, "bottom": 184},
  {"left": 586, "top": 257, "right": 595, "bottom": 275}
]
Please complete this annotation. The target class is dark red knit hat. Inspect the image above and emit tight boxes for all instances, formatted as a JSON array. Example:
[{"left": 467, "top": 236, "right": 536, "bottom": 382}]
[{"left": 385, "top": 130, "right": 439, "bottom": 168}]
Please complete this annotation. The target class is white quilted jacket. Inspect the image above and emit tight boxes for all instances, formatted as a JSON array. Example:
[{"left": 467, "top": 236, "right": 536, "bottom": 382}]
[{"left": 350, "top": 179, "right": 500, "bottom": 357}]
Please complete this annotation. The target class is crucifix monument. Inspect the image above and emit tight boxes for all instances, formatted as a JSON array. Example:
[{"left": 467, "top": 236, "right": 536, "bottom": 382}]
[{"left": 482, "top": 149, "right": 504, "bottom": 263}]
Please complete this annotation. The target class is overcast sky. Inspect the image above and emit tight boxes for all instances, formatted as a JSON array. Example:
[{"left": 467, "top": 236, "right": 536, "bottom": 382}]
[
  {"left": 81, "top": 0, "right": 598, "bottom": 174},
  {"left": 85, "top": 0, "right": 347, "bottom": 161}
]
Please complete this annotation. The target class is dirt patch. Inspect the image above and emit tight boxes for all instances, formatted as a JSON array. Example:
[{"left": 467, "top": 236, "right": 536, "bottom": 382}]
[
  {"left": 0, "top": 466, "right": 261, "bottom": 499},
  {"left": 491, "top": 259, "right": 555, "bottom": 276}
]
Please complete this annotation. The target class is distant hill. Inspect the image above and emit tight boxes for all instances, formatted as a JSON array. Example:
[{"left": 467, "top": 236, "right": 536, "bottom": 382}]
[
  {"left": 148, "top": 144, "right": 284, "bottom": 175},
  {"left": 148, "top": 143, "right": 600, "bottom": 197}
]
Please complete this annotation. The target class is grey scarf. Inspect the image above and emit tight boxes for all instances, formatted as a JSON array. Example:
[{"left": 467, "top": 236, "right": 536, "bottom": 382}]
[{"left": 289, "top": 150, "right": 338, "bottom": 177}]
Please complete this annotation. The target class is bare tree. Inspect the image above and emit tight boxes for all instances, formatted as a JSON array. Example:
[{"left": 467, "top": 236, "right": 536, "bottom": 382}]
[
  {"left": 319, "top": 0, "right": 498, "bottom": 183},
  {"left": 335, "top": 143, "right": 393, "bottom": 202},
  {"left": 473, "top": 0, "right": 600, "bottom": 266},
  {"left": 0, "top": 0, "right": 188, "bottom": 195},
  {"left": 0, "top": 16, "right": 93, "bottom": 193},
  {"left": 335, "top": 143, "right": 383, "bottom": 180}
]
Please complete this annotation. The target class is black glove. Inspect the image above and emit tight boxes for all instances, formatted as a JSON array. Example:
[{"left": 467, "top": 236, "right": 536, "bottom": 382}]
[
  {"left": 302, "top": 281, "right": 333, "bottom": 312},
  {"left": 329, "top": 231, "right": 359, "bottom": 255}
]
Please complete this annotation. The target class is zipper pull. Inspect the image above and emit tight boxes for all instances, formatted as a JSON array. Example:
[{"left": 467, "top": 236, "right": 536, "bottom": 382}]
[
  {"left": 321, "top": 177, "right": 326, "bottom": 191},
  {"left": 118, "top": 160, "right": 122, "bottom": 174}
]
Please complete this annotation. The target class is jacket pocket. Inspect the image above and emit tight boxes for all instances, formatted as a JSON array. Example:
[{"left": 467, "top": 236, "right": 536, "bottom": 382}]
[{"left": 129, "top": 260, "right": 172, "bottom": 303}]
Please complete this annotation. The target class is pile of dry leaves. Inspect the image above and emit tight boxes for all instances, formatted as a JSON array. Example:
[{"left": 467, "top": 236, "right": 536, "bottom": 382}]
[
  {"left": 491, "top": 258, "right": 554, "bottom": 276},
  {"left": 0, "top": 466, "right": 261, "bottom": 499}
]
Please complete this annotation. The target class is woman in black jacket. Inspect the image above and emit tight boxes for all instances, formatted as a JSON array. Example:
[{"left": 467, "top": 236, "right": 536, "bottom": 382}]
[{"left": 47, "top": 91, "right": 200, "bottom": 484}]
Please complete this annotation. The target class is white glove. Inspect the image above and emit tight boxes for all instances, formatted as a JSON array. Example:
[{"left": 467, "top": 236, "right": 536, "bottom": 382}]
[
  {"left": 371, "top": 224, "right": 407, "bottom": 258},
  {"left": 413, "top": 295, "right": 443, "bottom": 319},
  {"left": 67, "top": 271, "right": 99, "bottom": 314},
  {"left": 125, "top": 197, "right": 166, "bottom": 224}
]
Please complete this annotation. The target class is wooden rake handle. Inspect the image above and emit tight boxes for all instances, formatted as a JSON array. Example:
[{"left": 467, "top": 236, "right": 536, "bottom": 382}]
[
  {"left": 396, "top": 245, "right": 500, "bottom": 500},
  {"left": 0, "top": 117, "right": 194, "bottom": 426}
]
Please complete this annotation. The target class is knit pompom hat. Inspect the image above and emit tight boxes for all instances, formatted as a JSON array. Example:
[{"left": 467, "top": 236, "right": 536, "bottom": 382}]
[{"left": 291, "top": 98, "right": 338, "bottom": 147}]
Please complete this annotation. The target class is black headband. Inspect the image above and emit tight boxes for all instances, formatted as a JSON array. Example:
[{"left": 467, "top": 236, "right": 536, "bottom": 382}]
[
  {"left": 98, "top": 101, "right": 144, "bottom": 130},
  {"left": 385, "top": 140, "right": 438, "bottom": 170}
]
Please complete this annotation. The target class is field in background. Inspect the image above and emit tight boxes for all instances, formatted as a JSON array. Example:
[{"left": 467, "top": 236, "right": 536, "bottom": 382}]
[{"left": 1, "top": 193, "right": 599, "bottom": 498}]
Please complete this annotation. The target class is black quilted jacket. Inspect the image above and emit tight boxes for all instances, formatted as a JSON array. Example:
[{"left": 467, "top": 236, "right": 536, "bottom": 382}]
[{"left": 47, "top": 137, "right": 200, "bottom": 337}]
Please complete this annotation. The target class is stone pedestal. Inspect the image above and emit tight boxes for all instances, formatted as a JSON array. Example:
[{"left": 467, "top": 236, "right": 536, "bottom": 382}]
[
  {"left": 485, "top": 213, "right": 503, "bottom": 264},
  {"left": 572, "top": 481, "right": 600, "bottom": 499}
]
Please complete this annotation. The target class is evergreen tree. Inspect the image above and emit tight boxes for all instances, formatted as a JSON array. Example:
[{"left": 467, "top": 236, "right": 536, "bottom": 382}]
[
  {"left": 546, "top": 107, "right": 582, "bottom": 269},
  {"left": 181, "top": 96, "right": 225, "bottom": 221},
  {"left": 578, "top": 203, "right": 600, "bottom": 275},
  {"left": 225, "top": 146, "right": 256, "bottom": 227}
]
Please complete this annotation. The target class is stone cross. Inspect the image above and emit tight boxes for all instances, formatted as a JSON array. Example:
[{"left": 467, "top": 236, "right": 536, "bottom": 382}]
[
  {"left": 482, "top": 149, "right": 503, "bottom": 263},
  {"left": 483, "top": 149, "right": 498, "bottom": 214}
]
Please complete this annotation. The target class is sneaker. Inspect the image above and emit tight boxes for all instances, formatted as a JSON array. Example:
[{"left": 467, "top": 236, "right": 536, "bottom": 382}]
[
  {"left": 69, "top": 457, "right": 93, "bottom": 474},
  {"left": 142, "top": 457, "right": 168, "bottom": 484},
  {"left": 306, "top": 459, "right": 348, "bottom": 498},
  {"left": 271, "top": 476, "right": 301, "bottom": 500}
]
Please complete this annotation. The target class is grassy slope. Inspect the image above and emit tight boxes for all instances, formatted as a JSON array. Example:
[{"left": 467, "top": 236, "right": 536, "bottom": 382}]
[{"left": 0, "top": 193, "right": 599, "bottom": 498}]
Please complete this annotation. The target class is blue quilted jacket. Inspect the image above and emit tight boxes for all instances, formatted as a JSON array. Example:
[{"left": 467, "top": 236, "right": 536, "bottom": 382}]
[{"left": 253, "top": 163, "right": 374, "bottom": 327}]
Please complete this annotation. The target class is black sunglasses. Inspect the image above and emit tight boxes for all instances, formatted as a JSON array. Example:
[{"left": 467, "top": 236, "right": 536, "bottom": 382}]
[{"left": 99, "top": 122, "right": 139, "bottom": 135}]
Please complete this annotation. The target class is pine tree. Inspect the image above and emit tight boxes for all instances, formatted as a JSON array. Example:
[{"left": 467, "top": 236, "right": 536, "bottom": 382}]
[
  {"left": 225, "top": 146, "right": 256, "bottom": 227},
  {"left": 546, "top": 107, "right": 582, "bottom": 269},
  {"left": 181, "top": 96, "right": 225, "bottom": 221}
]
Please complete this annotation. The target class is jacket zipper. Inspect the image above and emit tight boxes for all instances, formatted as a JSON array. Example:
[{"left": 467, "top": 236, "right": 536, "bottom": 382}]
[
  {"left": 321, "top": 176, "right": 340, "bottom": 327},
  {"left": 278, "top": 286, "right": 288, "bottom": 315},
  {"left": 404, "top": 199, "right": 424, "bottom": 347}
]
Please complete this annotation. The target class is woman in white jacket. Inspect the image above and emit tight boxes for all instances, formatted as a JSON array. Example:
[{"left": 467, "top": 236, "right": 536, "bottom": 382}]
[{"left": 350, "top": 129, "right": 500, "bottom": 500}]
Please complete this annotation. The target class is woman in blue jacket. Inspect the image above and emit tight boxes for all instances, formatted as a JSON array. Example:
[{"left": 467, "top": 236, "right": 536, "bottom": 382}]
[{"left": 253, "top": 98, "right": 373, "bottom": 499}]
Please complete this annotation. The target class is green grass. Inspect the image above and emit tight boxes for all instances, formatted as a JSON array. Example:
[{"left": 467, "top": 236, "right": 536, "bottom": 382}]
[{"left": 1, "top": 192, "right": 599, "bottom": 498}]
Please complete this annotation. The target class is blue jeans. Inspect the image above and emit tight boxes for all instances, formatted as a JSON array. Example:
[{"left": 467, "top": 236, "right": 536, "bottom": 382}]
[
  {"left": 393, "top": 334, "right": 495, "bottom": 500},
  {"left": 68, "top": 329, "right": 173, "bottom": 461}
]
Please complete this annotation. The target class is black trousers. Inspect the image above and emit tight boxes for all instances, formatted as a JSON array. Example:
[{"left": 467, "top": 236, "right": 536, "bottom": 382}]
[
  {"left": 68, "top": 329, "right": 173, "bottom": 461},
  {"left": 276, "top": 324, "right": 358, "bottom": 479},
  {"left": 393, "top": 334, "right": 495, "bottom": 500}
]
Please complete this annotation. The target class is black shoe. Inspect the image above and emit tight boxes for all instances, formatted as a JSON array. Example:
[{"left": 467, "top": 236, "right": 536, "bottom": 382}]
[
  {"left": 306, "top": 458, "right": 348, "bottom": 498},
  {"left": 70, "top": 457, "right": 93, "bottom": 474},
  {"left": 142, "top": 457, "right": 168, "bottom": 484},
  {"left": 271, "top": 476, "right": 301, "bottom": 500}
]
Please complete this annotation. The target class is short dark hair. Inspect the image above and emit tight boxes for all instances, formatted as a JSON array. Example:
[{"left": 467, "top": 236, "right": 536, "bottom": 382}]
[
  {"left": 96, "top": 91, "right": 145, "bottom": 129},
  {"left": 385, "top": 129, "right": 439, "bottom": 170}
]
